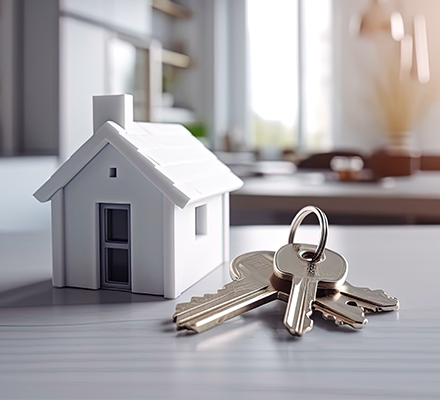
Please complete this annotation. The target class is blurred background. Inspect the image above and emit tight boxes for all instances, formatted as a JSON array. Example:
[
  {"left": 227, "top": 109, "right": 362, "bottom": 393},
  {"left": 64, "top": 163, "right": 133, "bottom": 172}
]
[{"left": 2, "top": 0, "right": 440, "bottom": 231}]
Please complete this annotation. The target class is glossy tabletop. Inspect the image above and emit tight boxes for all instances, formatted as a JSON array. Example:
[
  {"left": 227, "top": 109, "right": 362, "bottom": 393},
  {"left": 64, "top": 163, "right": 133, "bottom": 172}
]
[{"left": 0, "top": 225, "right": 439, "bottom": 399}]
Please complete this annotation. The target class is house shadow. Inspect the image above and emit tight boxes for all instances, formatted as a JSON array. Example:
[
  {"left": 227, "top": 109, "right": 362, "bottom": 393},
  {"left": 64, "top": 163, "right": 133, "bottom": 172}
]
[{"left": 0, "top": 280, "right": 165, "bottom": 308}]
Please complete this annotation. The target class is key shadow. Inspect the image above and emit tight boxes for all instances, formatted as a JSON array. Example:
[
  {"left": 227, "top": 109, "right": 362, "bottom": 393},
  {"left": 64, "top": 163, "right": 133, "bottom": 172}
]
[
  {"left": 242, "top": 301, "right": 297, "bottom": 341},
  {"left": 241, "top": 301, "right": 361, "bottom": 339},
  {"left": 0, "top": 279, "right": 166, "bottom": 308}
]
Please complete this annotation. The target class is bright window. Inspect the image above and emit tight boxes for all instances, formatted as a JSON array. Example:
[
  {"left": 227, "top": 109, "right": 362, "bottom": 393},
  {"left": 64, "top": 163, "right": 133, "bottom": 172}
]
[{"left": 247, "top": 0, "right": 332, "bottom": 152}]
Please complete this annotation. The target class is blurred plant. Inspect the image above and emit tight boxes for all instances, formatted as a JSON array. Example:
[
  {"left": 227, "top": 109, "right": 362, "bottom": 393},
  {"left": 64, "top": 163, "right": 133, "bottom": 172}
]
[
  {"left": 374, "top": 49, "right": 438, "bottom": 141},
  {"left": 357, "top": 2, "right": 439, "bottom": 145}
]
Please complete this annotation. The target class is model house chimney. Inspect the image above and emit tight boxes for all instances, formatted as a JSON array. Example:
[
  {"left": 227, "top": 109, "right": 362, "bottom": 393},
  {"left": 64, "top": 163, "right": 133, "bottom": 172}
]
[{"left": 93, "top": 94, "right": 134, "bottom": 133}]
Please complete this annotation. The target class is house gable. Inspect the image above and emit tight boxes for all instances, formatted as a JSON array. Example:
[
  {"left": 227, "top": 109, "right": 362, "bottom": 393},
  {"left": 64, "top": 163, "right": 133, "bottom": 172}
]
[{"left": 63, "top": 143, "right": 164, "bottom": 294}]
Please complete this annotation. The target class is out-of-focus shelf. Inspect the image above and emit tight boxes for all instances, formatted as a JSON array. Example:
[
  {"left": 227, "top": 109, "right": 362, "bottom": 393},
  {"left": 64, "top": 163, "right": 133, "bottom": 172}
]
[
  {"left": 61, "top": 10, "right": 191, "bottom": 70},
  {"left": 162, "top": 49, "right": 191, "bottom": 68},
  {"left": 112, "top": 34, "right": 191, "bottom": 69},
  {"left": 156, "top": 107, "right": 196, "bottom": 124},
  {"left": 152, "top": 0, "right": 192, "bottom": 19}
]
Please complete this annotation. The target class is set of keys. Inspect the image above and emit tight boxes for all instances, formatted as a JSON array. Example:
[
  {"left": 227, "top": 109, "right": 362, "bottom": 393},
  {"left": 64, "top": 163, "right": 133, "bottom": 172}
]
[{"left": 173, "top": 206, "right": 399, "bottom": 337}]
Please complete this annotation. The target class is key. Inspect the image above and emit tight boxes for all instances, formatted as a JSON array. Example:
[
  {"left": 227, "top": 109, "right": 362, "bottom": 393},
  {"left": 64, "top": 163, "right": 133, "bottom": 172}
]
[
  {"left": 270, "top": 272, "right": 367, "bottom": 329},
  {"left": 173, "top": 251, "right": 279, "bottom": 333},
  {"left": 313, "top": 298, "right": 367, "bottom": 329},
  {"left": 234, "top": 252, "right": 366, "bottom": 329},
  {"left": 274, "top": 243, "right": 349, "bottom": 336},
  {"left": 333, "top": 282, "right": 399, "bottom": 313},
  {"left": 174, "top": 250, "right": 365, "bottom": 334},
  {"left": 174, "top": 248, "right": 397, "bottom": 333},
  {"left": 274, "top": 205, "right": 349, "bottom": 336},
  {"left": 271, "top": 267, "right": 398, "bottom": 328}
]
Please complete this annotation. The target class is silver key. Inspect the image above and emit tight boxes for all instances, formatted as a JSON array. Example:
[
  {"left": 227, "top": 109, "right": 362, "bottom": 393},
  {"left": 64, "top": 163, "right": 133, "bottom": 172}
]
[
  {"left": 233, "top": 252, "right": 366, "bottom": 329},
  {"left": 335, "top": 282, "right": 399, "bottom": 313},
  {"left": 173, "top": 251, "right": 278, "bottom": 333},
  {"left": 313, "top": 290, "right": 367, "bottom": 329},
  {"left": 271, "top": 272, "right": 367, "bottom": 329},
  {"left": 274, "top": 243, "right": 349, "bottom": 335},
  {"left": 273, "top": 269, "right": 398, "bottom": 328},
  {"left": 274, "top": 206, "right": 348, "bottom": 336},
  {"left": 174, "top": 250, "right": 365, "bottom": 334},
  {"left": 233, "top": 252, "right": 367, "bottom": 329},
  {"left": 174, "top": 249, "right": 398, "bottom": 334}
]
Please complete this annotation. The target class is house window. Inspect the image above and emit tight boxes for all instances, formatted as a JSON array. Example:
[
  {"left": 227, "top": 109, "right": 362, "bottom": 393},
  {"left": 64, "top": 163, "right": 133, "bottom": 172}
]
[
  {"left": 109, "top": 167, "right": 117, "bottom": 178},
  {"left": 195, "top": 204, "right": 207, "bottom": 237}
]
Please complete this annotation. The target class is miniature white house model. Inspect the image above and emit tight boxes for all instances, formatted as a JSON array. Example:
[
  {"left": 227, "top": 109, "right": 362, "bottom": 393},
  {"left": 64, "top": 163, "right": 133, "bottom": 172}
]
[{"left": 34, "top": 94, "right": 243, "bottom": 298}]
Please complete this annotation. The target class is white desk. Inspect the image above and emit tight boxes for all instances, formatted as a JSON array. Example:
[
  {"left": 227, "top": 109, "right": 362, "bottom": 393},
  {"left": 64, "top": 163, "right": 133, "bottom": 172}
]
[
  {"left": 0, "top": 225, "right": 439, "bottom": 399},
  {"left": 231, "top": 171, "right": 440, "bottom": 224}
]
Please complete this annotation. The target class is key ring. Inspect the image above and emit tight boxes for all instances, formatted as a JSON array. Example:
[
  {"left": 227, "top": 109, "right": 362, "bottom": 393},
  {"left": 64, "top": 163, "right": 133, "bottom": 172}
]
[{"left": 288, "top": 206, "right": 328, "bottom": 263}]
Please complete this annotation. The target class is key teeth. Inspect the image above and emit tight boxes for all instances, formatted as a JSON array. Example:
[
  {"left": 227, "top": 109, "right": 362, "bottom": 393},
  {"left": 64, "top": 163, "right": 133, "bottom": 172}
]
[
  {"left": 365, "top": 288, "right": 397, "bottom": 303},
  {"left": 318, "top": 308, "right": 368, "bottom": 329},
  {"left": 284, "top": 309, "right": 314, "bottom": 337},
  {"left": 288, "top": 318, "right": 313, "bottom": 337},
  {"left": 173, "top": 279, "right": 265, "bottom": 324},
  {"left": 303, "top": 318, "right": 314, "bottom": 335},
  {"left": 173, "top": 282, "right": 237, "bottom": 318},
  {"left": 343, "top": 284, "right": 399, "bottom": 306},
  {"left": 320, "top": 310, "right": 341, "bottom": 326},
  {"left": 365, "top": 302, "right": 399, "bottom": 313},
  {"left": 347, "top": 296, "right": 400, "bottom": 314},
  {"left": 376, "top": 296, "right": 400, "bottom": 312}
]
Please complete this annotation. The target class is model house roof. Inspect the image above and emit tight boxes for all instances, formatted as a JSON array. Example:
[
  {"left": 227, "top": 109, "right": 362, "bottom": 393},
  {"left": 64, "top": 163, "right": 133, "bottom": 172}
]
[{"left": 34, "top": 116, "right": 243, "bottom": 209}]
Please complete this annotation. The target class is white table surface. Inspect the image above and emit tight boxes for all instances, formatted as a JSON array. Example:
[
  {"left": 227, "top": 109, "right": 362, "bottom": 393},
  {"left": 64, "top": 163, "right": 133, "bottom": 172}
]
[{"left": 0, "top": 225, "right": 439, "bottom": 399}]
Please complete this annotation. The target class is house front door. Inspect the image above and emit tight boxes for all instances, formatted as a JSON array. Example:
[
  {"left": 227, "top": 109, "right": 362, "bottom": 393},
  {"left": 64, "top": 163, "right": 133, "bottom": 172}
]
[{"left": 99, "top": 203, "right": 131, "bottom": 291}]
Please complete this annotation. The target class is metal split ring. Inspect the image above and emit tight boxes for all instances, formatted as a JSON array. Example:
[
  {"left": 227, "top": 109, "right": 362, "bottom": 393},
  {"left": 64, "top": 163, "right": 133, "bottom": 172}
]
[{"left": 288, "top": 206, "right": 328, "bottom": 263}]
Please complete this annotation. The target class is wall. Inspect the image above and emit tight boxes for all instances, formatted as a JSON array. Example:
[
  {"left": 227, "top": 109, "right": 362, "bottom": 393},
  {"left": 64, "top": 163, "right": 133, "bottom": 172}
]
[
  {"left": 0, "top": 157, "right": 58, "bottom": 232},
  {"left": 0, "top": 0, "right": 59, "bottom": 156},
  {"left": 172, "top": 194, "right": 224, "bottom": 297},
  {"left": 59, "top": 0, "right": 152, "bottom": 161},
  {"left": 0, "top": 0, "right": 22, "bottom": 156}
]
